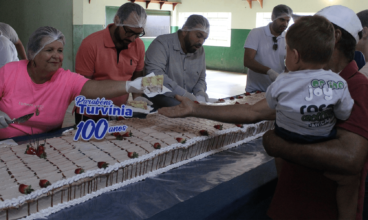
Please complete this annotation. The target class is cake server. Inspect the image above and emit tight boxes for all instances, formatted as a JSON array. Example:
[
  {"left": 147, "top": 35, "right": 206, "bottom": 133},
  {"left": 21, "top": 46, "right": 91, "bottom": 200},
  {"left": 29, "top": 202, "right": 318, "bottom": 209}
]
[{"left": 7, "top": 113, "right": 34, "bottom": 124}]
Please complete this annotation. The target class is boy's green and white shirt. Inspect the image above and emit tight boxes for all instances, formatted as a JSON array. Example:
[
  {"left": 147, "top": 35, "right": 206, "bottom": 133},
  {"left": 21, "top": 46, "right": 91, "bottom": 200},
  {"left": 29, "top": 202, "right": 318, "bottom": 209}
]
[{"left": 266, "top": 69, "right": 354, "bottom": 136}]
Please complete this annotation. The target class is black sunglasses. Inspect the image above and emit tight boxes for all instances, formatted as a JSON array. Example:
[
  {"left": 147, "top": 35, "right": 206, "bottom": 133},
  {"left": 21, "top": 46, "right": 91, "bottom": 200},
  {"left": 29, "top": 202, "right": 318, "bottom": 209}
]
[
  {"left": 123, "top": 26, "right": 145, "bottom": 38},
  {"left": 272, "top": 37, "right": 278, "bottom": 50}
]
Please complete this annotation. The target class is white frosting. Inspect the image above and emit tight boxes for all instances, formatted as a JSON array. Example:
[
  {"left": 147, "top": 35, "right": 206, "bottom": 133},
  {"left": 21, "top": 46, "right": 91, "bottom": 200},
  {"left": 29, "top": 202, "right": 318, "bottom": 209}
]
[
  {"left": 0, "top": 93, "right": 272, "bottom": 219},
  {"left": 0, "top": 120, "right": 272, "bottom": 211},
  {"left": 20, "top": 128, "right": 268, "bottom": 220}
]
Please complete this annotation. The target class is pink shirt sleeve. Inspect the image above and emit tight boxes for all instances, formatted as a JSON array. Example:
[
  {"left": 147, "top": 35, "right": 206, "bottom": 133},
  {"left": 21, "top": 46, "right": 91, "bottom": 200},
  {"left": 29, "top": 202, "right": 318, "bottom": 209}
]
[{"left": 64, "top": 70, "right": 90, "bottom": 103}]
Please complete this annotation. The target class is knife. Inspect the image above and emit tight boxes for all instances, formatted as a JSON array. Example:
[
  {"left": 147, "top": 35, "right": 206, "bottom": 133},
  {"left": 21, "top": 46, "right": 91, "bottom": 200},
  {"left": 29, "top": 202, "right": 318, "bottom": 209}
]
[{"left": 7, "top": 113, "right": 34, "bottom": 124}]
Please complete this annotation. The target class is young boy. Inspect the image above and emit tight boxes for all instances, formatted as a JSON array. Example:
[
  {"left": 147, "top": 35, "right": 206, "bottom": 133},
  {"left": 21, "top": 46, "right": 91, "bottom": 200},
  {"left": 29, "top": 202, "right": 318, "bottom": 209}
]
[{"left": 265, "top": 15, "right": 358, "bottom": 220}]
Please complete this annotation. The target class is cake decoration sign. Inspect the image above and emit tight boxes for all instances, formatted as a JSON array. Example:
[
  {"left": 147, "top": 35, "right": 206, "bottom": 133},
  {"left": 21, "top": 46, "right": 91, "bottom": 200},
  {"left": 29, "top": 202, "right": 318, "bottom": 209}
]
[{"left": 73, "top": 96, "right": 131, "bottom": 141}]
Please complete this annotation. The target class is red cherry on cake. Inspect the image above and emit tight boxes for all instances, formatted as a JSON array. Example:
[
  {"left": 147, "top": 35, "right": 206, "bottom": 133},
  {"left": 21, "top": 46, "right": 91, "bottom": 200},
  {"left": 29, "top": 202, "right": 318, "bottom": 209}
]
[
  {"left": 36, "top": 145, "right": 47, "bottom": 159},
  {"left": 194, "top": 101, "right": 200, "bottom": 104},
  {"left": 39, "top": 180, "right": 51, "bottom": 188},
  {"left": 255, "top": 90, "right": 261, "bottom": 94},
  {"left": 97, "top": 162, "right": 109, "bottom": 169},
  {"left": 122, "top": 131, "right": 132, "bottom": 137},
  {"left": 36, "top": 150, "right": 47, "bottom": 159},
  {"left": 176, "top": 138, "right": 186, "bottom": 144},
  {"left": 235, "top": 102, "right": 240, "bottom": 105},
  {"left": 245, "top": 92, "right": 251, "bottom": 96},
  {"left": 199, "top": 130, "right": 209, "bottom": 136},
  {"left": 153, "top": 143, "right": 161, "bottom": 149},
  {"left": 19, "top": 184, "right": 34, "bottom": 194},
  {"left": 218, "top": 99, "right": 225, "bottom": 103},
  {"left": 214, "top": 125, "right": 223, "bottom": 130},
  {"left": 75, "top": 168, "right": 84, "bottom": 174},
  {"left": 112, "top": 132, "right": 120, "bottom": 137},
  {"left": 229, "top": 97, "right": 235, "bottom": 100},
  {"left": 236, "top": 95, "right": 243, "bottom": 99},
  {"left": 37, "top": 144, "right": 45, "bottom": 152},
  {"left": 25, "top": 146, "right": 37, "bottom": 155},
  {"left": 235, "top": 124, "right": 244, "bottom": 128},
  {"left": 128, "top": 152, "right": 139, "bottom": 158}
]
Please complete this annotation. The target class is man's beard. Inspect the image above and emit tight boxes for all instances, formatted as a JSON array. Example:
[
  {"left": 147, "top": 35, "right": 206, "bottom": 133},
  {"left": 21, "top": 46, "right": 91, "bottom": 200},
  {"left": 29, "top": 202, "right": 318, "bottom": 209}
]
[
  {"left": 184, "top": 34, "right": 202, "bottom": 53},
  {"left": 114, "top": 27, "right": 130, "bottom": 50},
  {"left": 272, "top": 23, "right": 286, "bottom": 35}
]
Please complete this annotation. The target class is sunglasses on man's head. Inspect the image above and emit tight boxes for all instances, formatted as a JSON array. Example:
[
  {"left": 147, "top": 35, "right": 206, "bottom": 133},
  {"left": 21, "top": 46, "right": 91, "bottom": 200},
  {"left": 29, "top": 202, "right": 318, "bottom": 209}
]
[{"left": 272, "top": 37, "right": 278, "bottom": 50}]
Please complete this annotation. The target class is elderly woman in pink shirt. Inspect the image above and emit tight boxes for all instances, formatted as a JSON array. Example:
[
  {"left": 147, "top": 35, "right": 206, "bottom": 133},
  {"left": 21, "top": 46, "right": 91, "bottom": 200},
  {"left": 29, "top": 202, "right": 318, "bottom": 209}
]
[{"left": 0, "top": 26, "right": 142, "bottom": 139}]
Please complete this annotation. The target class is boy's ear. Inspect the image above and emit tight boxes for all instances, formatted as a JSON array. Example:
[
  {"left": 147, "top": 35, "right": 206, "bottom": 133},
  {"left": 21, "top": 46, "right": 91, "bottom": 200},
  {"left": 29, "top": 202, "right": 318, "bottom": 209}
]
[
  {"left": 293, "top": 48, "right": 300, "bottom": 64},
  {"left": 363, "top": 27, "right": 368, "bottom": 39}
]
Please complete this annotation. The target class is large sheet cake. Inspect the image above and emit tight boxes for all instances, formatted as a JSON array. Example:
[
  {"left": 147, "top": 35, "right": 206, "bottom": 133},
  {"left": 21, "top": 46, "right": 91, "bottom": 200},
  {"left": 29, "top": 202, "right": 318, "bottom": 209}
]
[{"left": 0, "top": 93, "right": 273, "bottom": 220}]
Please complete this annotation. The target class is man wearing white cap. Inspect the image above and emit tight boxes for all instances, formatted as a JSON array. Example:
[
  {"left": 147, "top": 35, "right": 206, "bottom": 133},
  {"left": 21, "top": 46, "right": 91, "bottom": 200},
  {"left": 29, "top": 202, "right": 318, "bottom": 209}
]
[
  {"left": 145, "top": 15, "right": 209, "bottom": 108},
  {"left": 357, "top": 10, "right": 368, "bottom": 77},
  {"left": 0, "top": 23, "right": 27, "bottom": 60},
  {"left": 264, "top": 5, "right": 368, "bottom": 220},
  {"left": 158, "top": 5, "right": 368, "bottom": 220},
  {"left": 75, "top": 2, "right": 150, "bottom": 123},
  {"left": 243, "top": 4, "right": 293, "bottom": 93}
]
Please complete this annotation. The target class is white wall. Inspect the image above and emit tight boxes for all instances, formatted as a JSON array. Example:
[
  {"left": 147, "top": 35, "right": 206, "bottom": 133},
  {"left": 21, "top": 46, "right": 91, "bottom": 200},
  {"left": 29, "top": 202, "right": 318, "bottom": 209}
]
[
  {"left": 73, "top": 0, "right": 84, "bottom": 25},
  {"left": 73, "top": 0, "right": 368, "bottom": 29},
  {"left": 175, "top": 0, "right": 368, "bottom": 29}
]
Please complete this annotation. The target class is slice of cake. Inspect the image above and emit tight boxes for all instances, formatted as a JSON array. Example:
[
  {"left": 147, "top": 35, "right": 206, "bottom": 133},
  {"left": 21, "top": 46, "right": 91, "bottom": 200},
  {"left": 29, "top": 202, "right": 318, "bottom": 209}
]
[
  {"left": 142, "top": 75, "right": 164, "bottom": 93},
  {"left": 128, "top": 100, "right": 148, "bottom": 110}
]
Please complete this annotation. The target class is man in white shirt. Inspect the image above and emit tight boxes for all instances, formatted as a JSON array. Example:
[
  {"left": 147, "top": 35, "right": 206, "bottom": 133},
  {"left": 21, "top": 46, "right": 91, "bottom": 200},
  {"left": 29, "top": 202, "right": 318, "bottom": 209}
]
[
  {"left": 0, "top": 34, "right": 19, "bottom": 68},
  {"left": 243, "top": 4, "right": 293, "bottom": 92},
  {"left": 0, "top": 23, "right": 27, "bottom": 60}
]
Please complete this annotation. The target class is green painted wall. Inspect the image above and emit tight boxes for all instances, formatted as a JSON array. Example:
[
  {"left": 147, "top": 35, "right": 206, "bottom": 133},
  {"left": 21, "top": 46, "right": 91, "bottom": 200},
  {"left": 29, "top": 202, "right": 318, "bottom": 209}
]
[
  {"left": 141, "top": 38, "right": 155, "bottom": 52},
  {"left": 171, "top": 26, "right": 179, "bottom": 33},
  {"left": 0, "top": 0, "right": 73, "bottom": 71},
  {"left": 73, "top": 25, "right": 104, "bottom": 70},
  {"left": 204, "top": 29, "right": 250, "bottom": 73},
  {"left": 105, "top": 6, "right": 118, "bottom": 27}
]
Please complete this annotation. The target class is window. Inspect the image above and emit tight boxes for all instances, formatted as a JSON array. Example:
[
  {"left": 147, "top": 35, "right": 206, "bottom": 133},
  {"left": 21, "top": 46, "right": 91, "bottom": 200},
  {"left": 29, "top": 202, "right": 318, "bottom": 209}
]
[
  {"left": 178, "top": 12, "right": 232, "bottom": 47},
  {"left": 144, "top": 10, "right": 171, "bottom": 38},
  {"left": 256, "top": 12, "right": 315, "bottom": 29}
]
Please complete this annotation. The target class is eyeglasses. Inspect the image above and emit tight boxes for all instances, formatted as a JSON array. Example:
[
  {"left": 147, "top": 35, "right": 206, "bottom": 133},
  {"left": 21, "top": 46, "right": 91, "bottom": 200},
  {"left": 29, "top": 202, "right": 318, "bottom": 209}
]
[
  {"left": 123, "top": 26, "right": 145, "bottom": 38},
  {"left": 272, "top": 37, "right": 278, "bottom": 50}
]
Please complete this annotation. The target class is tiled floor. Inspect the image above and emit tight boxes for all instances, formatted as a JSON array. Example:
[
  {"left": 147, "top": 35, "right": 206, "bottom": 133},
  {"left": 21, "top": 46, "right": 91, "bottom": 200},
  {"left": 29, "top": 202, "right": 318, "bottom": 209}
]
[{"left": 61, "top": 70, "right": 247, "bottom": 128}]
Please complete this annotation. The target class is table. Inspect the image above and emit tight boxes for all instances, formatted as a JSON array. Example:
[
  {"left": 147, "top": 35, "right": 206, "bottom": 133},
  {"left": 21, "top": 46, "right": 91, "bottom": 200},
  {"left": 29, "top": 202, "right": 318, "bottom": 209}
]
[
  {"left": 29, "top": 137, "right": 277, "bottom": 220},
  {"left": 5, "top": 105, "right": 278, "bottom": 219}
]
